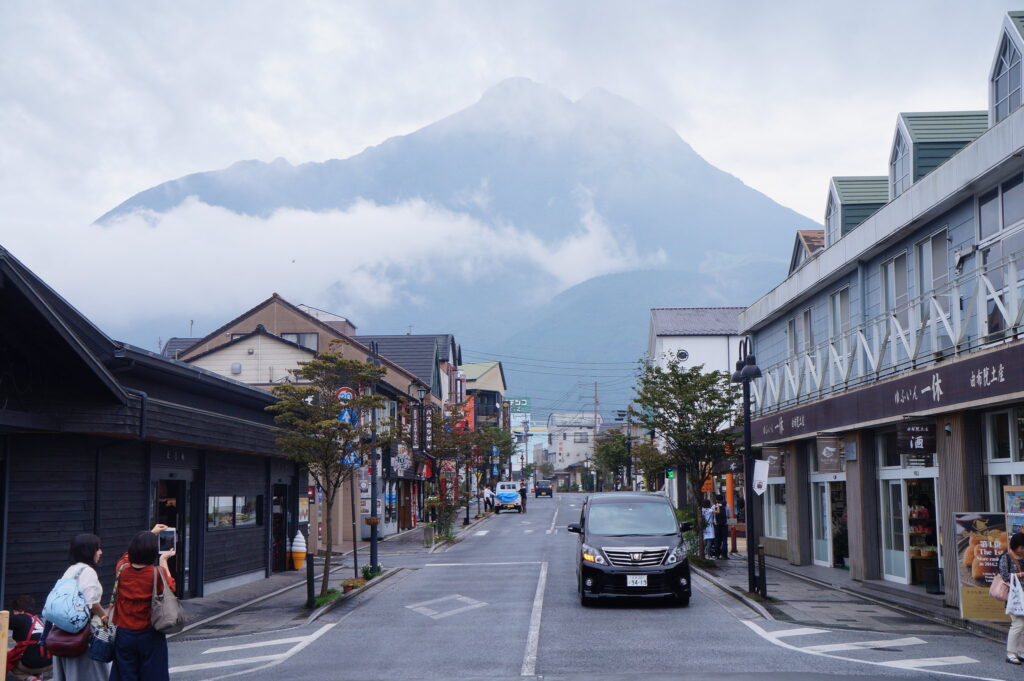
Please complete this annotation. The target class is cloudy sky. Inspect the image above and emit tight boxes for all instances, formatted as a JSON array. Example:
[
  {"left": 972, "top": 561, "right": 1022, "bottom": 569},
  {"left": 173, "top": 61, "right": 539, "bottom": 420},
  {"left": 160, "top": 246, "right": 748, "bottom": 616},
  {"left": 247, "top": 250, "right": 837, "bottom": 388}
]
[{"left": 0, "top": 1, "right": 1019, "bottom": 341}]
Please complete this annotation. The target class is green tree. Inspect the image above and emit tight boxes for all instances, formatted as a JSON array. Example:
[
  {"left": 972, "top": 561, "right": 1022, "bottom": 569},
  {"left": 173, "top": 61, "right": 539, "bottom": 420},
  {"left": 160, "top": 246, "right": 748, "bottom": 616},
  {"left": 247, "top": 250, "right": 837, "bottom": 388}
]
[
  {"left": 593, "top": 429, "right": 631, "bottom": 484},
  {"left": 521, "top": 462, "right": 537, "bottom": 480},
  {"left": 477, "top": 426, "right": 515, "bottom": 482},
  {"left": 537, "top": 461, "right": 554, "bottom": 479},
  {"left": 266, "top": 346, "right": 386, "bottom": 596},
  {"left": 631, "top": 358, "right": 739, "bottom": 557},
  {"left": 631, "top": 439, "right": 671, "bottom": 492}
]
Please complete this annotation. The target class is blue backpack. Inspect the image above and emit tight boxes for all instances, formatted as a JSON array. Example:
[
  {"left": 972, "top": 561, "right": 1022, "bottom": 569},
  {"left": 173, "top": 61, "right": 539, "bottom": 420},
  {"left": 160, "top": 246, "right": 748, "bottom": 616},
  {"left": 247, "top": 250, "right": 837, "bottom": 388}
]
[{"left": 42, "top": 566, "right": 90, "bottom": 633}]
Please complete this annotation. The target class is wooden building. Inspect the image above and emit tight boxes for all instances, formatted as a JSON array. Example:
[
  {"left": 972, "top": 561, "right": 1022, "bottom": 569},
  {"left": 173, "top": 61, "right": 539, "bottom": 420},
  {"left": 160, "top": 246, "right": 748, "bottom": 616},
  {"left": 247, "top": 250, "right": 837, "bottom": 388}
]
[{"left": 0, "top": 248, "right": 300, "bottom": 606}]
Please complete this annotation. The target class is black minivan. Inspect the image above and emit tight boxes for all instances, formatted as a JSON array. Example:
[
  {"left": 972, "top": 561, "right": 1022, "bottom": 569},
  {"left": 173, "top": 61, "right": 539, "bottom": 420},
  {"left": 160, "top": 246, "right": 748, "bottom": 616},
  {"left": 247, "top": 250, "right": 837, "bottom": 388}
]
[
  {"left": 535, "top": 480, "right": 553, "bottom": 497},
  {"left": 568, "top": 493, "right": 691, "bottom": 606}
]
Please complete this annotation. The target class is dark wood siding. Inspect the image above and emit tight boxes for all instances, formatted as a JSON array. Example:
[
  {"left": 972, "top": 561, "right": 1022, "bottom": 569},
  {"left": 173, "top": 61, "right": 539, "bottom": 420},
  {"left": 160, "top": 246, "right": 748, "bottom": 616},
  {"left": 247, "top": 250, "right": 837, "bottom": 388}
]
[
  {"left": 96, "top": 442, "right": 149, "bottom": 587},
  {"left": 204, "top": 452, "right": 268, "bottom": 582}
]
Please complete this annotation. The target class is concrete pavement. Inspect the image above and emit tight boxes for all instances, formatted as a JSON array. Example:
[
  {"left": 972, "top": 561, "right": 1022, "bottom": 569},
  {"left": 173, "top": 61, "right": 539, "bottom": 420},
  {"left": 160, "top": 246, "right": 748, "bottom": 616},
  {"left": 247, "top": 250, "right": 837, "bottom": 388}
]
[{"left": 166, "top": 493, "right": 1020, "bottom": 681}]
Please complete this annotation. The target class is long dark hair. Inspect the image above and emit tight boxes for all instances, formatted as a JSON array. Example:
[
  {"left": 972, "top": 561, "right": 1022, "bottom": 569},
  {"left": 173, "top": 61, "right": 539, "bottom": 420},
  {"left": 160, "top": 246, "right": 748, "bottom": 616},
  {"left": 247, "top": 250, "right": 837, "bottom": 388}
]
[
  {"left": 128, "top": 530, "right": 159, "bottom": 565},
  {"left": 69, "top": 533, "right": 101, "bottom": 566}
]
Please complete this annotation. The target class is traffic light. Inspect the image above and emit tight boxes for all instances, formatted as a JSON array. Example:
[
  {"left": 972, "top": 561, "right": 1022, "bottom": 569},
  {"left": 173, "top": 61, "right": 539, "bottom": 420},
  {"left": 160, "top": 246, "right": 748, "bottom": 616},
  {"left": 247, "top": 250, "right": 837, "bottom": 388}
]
[{"left": 665, "top": 468, "right": 676, "bottom": 479}]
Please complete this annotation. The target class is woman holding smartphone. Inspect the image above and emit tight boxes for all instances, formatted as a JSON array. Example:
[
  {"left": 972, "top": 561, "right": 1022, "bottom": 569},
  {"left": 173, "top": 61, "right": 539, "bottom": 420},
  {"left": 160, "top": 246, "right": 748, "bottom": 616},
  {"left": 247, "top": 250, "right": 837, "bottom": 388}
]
[{"left": 110, "top": 524, "right": 176, "bottom": 681}]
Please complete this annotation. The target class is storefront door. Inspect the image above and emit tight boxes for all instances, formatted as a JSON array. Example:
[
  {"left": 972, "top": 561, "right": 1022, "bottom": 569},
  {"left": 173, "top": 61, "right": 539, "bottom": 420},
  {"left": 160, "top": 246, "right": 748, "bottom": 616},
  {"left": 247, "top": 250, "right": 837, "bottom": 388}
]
[
  {"left": 881, "top": 479, "right": 907, "bottom": 583},
  {"left": 151, "top": 470, "right": 198, "bottom": 598},
  {"left": 811, "top": 481, "right": 831, "bottom": 566},
  {"left": 271, "top": 484, "right": 288, "bottom": 572}
]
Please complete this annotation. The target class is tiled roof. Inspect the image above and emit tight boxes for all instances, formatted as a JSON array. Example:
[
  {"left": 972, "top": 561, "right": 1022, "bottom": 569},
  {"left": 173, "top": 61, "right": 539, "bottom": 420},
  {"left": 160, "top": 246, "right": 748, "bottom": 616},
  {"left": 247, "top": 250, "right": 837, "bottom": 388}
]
[
  {"left": 354, "top": 335, "right": 440, "bottom": 389},
  {"left": 649, "top": 307, "right": 744, "bottom": 336},
  {"left": 162, "top": 337, "right": 201, "bottom": 360},
  {"left": 797, "top": 230, "right": 824, "bottom": 253},
  {"left": 832, "top": 177, "right": 888, "bottom": 205},
  {"left": 899, "top": 111, "right": 988, "bottom": 144}
]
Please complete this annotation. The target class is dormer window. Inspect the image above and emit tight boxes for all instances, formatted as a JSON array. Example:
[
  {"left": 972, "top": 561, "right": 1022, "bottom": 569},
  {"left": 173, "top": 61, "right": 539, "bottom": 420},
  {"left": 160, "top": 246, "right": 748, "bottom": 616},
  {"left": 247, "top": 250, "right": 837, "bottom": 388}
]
[
  {"left": 994, "top": 34, "right": 1022, "bottom": 123},
  {"left": 890, "top": 132, "right": 911, "bottom": 198},
  {"left": 825, "top": 192, "right": 840, "bottom": 246}
]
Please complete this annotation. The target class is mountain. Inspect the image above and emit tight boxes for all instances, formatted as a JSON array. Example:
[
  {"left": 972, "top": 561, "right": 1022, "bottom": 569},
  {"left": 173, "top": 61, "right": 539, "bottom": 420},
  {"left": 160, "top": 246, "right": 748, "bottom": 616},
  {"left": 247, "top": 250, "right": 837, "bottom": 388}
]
[{"left": 98, "top": 78, "right": 820, "bottom": 417}]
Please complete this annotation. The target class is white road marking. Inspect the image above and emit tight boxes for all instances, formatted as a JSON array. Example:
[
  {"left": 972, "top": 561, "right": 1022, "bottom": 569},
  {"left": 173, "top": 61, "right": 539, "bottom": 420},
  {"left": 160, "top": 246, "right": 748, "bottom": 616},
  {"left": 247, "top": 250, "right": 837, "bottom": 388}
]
[
  {"left": 803, "top": 637, "right": 926, "bottom": 653},
  {"left": 425, "top": 561, "right": 543, "bottom": 567},
  {"left": 405, "top": 594, "right": 487, "bottom": 620},
  {"left": 524, "top": 529, "right": 534, "bottom": 534},
  {"left": 474, "top": 530, "right": 489, "bottom": 536},
  {"left": 881, "top": 656, "right": 979, "bottom": 669},
  {"left": 767, "top": 627, "right": 829, "bottom": 638},
  {"left": 520, "top": 561, "right": 549, "bottom": 677},
  {"left": 176, "top": 622, "right": 337, "bottom": 680},
  {"left": 201, "top": 636, "right": 309, "bottom": 654},
  {"left": 547, "top": 507, "right": 558, "bottom": 535},
  {"left": 742, "top": 621, "right": 995, "bottom": 681}
]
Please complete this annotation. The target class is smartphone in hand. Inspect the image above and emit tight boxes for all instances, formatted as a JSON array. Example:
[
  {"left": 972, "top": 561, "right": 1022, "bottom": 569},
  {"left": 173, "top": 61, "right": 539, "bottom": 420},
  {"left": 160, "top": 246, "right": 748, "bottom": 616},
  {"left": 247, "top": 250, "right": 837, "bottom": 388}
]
[{"left": 158, "top": 528, "right": 176, "bottom": 554}]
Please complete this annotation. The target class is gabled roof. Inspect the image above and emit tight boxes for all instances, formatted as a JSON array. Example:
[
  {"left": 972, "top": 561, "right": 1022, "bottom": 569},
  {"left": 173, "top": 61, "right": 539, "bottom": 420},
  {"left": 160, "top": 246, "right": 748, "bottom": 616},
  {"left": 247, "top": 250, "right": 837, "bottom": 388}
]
[
  {"left": 649, "top": 307, "right": 744, "bottom": 336},
  {"left": 162, "top": 337, "right": 200, "bottom": 360},
  {"left": 898, "top": 111, "right": 988, "bottom": 143},
  {"left": 185, "top": 324, "right": 316, "bottom": 363},
  {"left": 0, "top": 247, "right": 127, "bottom": 404},
  {"left": 354, "top": 335, "right": 444, "bottom": 392},
  {"left": 789, "top": 230, "right": 825, "bottom": 274},
  {"left": 461, "top": 361, "right": 507, "bottom": 393},
  {"left": 831, "top": 177, "right": 888, "bottom": 204}
]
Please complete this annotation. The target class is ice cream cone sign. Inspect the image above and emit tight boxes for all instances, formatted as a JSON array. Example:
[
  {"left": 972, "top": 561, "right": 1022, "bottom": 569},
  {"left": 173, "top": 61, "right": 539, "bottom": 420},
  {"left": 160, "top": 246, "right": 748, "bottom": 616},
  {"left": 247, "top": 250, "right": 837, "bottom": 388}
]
[{"left": 291, "top": 530, "right": 307, "bottom": 570}]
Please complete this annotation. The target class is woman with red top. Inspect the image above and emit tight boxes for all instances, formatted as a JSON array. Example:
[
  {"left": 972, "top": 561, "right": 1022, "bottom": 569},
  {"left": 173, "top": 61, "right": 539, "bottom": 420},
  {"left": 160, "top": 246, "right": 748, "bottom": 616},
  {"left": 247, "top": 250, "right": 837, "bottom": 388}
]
[{"left": 109, "top": 525, "right": 176, "bottom": 681}]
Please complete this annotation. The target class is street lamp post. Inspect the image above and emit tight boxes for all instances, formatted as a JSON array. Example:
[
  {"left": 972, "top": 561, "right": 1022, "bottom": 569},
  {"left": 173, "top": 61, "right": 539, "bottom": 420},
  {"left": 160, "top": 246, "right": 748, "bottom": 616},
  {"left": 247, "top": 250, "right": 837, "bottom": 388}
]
[
  {"left": 368, "top": 341, "right": 382, "bottom": 574},
  {"left": 731, "top": 339, "right": 763, "bottom": 598}
]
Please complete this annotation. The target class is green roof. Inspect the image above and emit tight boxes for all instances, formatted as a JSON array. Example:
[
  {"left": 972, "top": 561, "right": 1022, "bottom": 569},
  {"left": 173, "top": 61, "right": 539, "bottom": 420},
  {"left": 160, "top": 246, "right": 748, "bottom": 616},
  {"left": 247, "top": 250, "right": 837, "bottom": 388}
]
[
  {"left": 831, "top": 176, "right": 888, "bottom": 205},
  {"left": 899, "top": 111, "right": 987, "bottom": 144},
  {"left": 1008, "top": 11, "right": 1024, "bottom": 43}
]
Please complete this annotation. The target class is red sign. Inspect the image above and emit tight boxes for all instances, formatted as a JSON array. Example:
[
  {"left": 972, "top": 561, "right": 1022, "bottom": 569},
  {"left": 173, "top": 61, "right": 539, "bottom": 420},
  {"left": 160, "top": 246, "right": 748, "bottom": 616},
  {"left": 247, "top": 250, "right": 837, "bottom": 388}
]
[{"left": 336, "top": 387, "right": 355, "bottom": 403}]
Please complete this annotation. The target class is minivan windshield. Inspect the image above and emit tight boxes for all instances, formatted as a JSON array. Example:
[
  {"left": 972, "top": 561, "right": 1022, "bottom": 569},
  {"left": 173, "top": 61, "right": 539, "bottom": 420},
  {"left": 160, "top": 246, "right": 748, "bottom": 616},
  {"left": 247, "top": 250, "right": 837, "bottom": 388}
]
[
  {"left": 586, "top": 502, "right": 678, "bottom": 535},
  {"left": 537, "top": 480, "right": 551, "bottom": 488}
]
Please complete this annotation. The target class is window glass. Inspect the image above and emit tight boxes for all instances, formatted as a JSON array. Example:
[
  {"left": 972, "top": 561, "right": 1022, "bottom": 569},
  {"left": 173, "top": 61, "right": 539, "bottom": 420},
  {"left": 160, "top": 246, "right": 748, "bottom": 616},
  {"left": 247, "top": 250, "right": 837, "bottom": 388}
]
[
  {"left": 995, "top": 36, "right": 1023, "bottom": 123},
  {"left": 825, "top": 194, "right": 840, "bottom": 246},
  {"left": 879, "top": 431, "right": 901, "bottom": 468},
  {"left": 574, "top": 432, "right": 588, "bottom": 443},
  {"left": 234, "top": 496, "right": 259, "bottom": 527},
  {"left": 891, "top": 133, "right": 911, "bottom": 197},
  {"left": 282, "top": 332, "right": 319, "bottom": 351},
  {"left": 802, "top": 308, "right": 814, "bottom": 351},
  {"left": 1004, "top": 176, "right": 1024, "bottom": 228},
  {"left": 586, "top": 502, "right": 678, "bottom": 535},
  {"left": 980, "top": 189, "right": 1000, "bottom": 240},
  {"left": 990, "top": 411, "right": 1012, "bottom": 459},
  {"left": 208, "top": 496, "right": 234, "bottom": 529}
]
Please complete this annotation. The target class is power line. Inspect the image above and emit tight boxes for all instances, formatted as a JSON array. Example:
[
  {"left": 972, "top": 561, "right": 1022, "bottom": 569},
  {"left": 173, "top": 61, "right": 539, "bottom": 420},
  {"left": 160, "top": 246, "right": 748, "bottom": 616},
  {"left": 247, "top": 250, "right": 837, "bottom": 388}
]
[{"left": 463, "top": 348, "right": 638, "bottom": 366}]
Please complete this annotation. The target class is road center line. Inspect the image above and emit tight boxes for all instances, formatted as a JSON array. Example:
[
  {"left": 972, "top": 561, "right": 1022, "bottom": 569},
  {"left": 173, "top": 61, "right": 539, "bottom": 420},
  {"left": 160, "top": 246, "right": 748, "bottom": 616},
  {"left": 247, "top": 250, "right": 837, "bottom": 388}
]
[
  {"left": 425, "top": 561, "right": 543, "bottom": 566},
  {"left": 520, "top": 561, "right": 548, "bottom": 677},
  {"left": 547, "top": 507, "right": 558, "bottom": 534}
]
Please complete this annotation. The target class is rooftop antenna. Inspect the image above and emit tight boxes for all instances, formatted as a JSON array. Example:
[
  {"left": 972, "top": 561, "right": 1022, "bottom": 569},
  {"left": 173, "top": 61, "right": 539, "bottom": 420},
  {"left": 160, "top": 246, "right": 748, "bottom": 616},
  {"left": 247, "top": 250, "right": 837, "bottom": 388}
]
[{"left": 189, "top": 319, "right": 194, "bottom": 336}]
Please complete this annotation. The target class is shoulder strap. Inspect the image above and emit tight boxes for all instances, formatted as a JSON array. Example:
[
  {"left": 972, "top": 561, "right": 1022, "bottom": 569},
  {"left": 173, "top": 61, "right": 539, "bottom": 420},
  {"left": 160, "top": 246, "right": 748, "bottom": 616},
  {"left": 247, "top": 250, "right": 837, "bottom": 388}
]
[
  {"left": 107, "top": 563, "right": 128, "bottom": 622},
  {"left": 73, "top": 564, "right": 88, "bottom": 579}
]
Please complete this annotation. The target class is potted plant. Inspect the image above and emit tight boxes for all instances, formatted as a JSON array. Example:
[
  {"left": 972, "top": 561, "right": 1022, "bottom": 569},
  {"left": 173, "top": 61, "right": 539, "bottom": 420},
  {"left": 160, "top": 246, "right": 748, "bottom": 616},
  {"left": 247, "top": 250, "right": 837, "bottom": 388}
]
[
  {"left": 364, "top": 516, "right": 381, "bottom": 527},
  {"left": 340, "top": 578, "right": 366, "bottom": 593}
]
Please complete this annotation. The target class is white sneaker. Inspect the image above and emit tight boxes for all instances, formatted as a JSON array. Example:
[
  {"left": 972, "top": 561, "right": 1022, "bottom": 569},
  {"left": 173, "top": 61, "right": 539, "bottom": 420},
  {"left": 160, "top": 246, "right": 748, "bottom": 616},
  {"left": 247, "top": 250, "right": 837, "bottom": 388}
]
[{"left": 1006, "top": 653, "right": 1021, "bottom": 665}]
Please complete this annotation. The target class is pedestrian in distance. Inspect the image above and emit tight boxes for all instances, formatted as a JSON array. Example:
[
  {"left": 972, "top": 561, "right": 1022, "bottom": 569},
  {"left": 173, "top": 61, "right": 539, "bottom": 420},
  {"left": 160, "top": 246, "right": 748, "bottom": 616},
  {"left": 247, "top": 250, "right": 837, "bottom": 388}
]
[
  {"left": 700, "top": 499, "right": 716, "bottom": 558},
  {"left": 1000, "top": 532, "right": 1024, "bottom": 665},
  {"left": 714, "top": 494, "right": 731, "bottom": 559},
  {"left": 109, "top": 525, "right": 177, "bottom": 681},
  {"left": 519, "top": 482, "right": 528, "bottom": 513},
  {"left": 483, "top": 485, "right": 494, "bottom": 512},
  {"left": 50, "top": 533, "right": 110, "bottom": 681}
]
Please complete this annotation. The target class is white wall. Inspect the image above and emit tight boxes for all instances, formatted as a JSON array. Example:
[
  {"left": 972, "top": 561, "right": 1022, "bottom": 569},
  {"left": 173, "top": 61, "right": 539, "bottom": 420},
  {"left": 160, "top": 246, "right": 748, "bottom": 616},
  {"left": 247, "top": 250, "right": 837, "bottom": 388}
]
[
  {"left": 651, "top": 334, "right": 739, "bottom": 375},
  {"left": 189, "top": 335, "right": 311, "bottom": 385}
]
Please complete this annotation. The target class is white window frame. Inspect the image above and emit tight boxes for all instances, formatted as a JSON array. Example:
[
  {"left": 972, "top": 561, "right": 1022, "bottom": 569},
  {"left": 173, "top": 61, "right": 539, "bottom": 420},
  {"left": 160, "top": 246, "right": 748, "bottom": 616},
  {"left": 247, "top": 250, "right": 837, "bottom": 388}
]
[
  {"left": 890, "top": 131, "right": 912, "bottom": 198},
  {"left": 825, "top": 192, "right": 840, "bottom": 246},
  {"left": 763, "top": 480, "right": 787, "bottom": 540},
  {"left": 801, "top": 307, "right": 814, "bottom": 354},
  {"left": 881, "top": 252, "right": 909, "bottom": 328},
  {"left": 993, "top": 33, "right": 1023, "bottom": 124}
]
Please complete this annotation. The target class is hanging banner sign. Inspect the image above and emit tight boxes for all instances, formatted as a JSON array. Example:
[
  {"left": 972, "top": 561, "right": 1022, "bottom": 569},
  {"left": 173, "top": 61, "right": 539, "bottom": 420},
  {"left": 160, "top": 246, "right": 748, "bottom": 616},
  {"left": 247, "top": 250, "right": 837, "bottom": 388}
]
[
  {"left": 954, "top": 512, "right": 1009, "bottom": 621},
  {"left": 1005, "top": 486, "right": 1024, "bottom": 535},
  {"left": 752, "top": 459, "right": 769, "bottom": 496},
  {"left": 816, "top": 437, "right": 843, "bottom": 473}
]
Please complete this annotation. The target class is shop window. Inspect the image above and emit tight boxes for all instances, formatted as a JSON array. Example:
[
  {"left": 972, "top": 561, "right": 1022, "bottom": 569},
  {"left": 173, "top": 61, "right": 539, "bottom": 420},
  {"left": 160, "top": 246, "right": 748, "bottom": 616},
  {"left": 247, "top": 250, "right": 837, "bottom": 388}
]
[
  {"left": 878, "top": 430, "right": 901, "bottom": 468},
  {"left": 987, "top": 410, "right": 1013, "bottom": 460},
  {"left": 763, "top": 484, "right": 787, "bottom": 539},
  {"left": 208, "top": 495, "right": 264, "bottom": 529}
]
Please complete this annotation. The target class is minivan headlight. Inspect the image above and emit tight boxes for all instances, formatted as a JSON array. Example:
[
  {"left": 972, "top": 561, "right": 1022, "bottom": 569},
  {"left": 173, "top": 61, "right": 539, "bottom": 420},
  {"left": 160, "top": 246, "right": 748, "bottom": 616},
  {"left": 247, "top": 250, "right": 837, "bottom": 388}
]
[
  {"left": 581, "top": 544, "right": 606, "bottom": 565},
  {"left": 664, "top": 545, "right": 686, "bottom": 565}
]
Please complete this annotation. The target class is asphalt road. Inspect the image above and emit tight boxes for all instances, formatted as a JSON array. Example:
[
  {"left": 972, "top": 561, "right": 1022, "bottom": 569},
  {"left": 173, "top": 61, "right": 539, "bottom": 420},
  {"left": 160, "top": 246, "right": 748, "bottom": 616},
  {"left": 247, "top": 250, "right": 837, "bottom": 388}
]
[{"left": 168, "top": 493, "right": 1018, "bottom": 681}]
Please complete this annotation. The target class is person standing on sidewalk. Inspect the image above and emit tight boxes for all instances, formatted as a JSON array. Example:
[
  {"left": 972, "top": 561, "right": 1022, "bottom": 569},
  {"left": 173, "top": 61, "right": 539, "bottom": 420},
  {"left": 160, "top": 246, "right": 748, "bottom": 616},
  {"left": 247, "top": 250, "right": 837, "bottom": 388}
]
[
  {"left": 483, "top": 485, "right": 494, "bottom": 512},
  {"left": 700, "top": 499, "right": 716, "bottom": 558},
  {"left": 713, "top": 494, "right": 731, "bottom": 559},
  {"left": 1000, "top": 533, "right": 1024, "bottom": 665},
  {"left": 518, "top": 482, "right": 528, "bottom": 513},
  {"left": 51, "top": 533, "right": 109, "bottom": 681}
]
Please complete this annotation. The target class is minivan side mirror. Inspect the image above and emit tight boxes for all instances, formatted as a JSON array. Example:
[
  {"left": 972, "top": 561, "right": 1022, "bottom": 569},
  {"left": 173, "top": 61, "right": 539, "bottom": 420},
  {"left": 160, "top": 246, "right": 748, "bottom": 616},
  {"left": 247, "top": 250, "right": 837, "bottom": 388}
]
[
  {"left": 679, "top": 521, "right": 693, "bottom": 532},
  {"left": 567, "top": 523, "right": 582, "bottom": 534}
]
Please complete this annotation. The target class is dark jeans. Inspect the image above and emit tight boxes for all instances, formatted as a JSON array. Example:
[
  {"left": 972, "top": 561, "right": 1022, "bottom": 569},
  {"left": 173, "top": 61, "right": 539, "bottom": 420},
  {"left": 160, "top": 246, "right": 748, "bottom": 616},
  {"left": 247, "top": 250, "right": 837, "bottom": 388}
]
[
  {"left": 485, "top": 498, "right": 494, "bottom": 511},
  {"left": 519, "top": 495, "right": 527, "bottom": 512},
  {"left": 714, "top": 524, "right": 728, "bottom": 557},
  {"left": 110, "top": 626, "right": 169, "bottom": 681}
]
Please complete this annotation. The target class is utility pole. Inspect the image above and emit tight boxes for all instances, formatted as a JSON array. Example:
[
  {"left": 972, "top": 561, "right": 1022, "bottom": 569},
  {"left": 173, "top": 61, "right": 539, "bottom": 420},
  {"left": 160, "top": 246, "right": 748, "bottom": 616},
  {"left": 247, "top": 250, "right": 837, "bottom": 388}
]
[
  {"left": 592, "top": 382, "right": 599, "bottom": 492},
  {"left": 368, "top": 341, "right": 381, "bottom": 574}
]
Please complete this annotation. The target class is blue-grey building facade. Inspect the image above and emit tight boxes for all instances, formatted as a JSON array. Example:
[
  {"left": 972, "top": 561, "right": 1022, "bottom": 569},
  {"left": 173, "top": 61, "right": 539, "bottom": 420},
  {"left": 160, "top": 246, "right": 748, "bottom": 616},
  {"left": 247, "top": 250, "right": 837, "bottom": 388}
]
[{"left": 739, "top": 11, "right": 1024, "bottom": 612}]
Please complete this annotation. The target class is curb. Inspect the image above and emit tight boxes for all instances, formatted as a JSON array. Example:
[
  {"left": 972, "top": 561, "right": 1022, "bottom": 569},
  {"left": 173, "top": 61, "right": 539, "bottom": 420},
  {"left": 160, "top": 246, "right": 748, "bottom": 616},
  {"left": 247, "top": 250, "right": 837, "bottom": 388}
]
[
  {"left": 306, "top": 567, "right": 404, "bottom": 624},
  {"left": 691, "top": 565, "right": 773, "bottom": 620},
  {"left": 428, "top": 512, "right": 494, "bottom": 553},
  {"left": 765, "top": 562, "right": 1006, "bottom": 644}
]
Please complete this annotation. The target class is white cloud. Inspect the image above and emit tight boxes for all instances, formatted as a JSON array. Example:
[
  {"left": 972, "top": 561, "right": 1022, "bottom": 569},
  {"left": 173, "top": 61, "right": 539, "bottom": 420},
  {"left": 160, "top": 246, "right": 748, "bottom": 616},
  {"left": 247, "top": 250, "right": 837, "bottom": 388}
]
[{"left": 5, "top": 197, "right": 662, "bottom": 331}]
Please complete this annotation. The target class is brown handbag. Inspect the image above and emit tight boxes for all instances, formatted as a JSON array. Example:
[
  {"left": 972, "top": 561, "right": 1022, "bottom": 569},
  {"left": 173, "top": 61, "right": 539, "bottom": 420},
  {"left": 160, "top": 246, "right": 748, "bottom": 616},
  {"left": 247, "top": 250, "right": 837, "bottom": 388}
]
[
  {"left": 45, "top": 624, "right": 91, "bottom": 657},
  {"left": 150, "top": 567, "right": 185, "bottom": 634}
]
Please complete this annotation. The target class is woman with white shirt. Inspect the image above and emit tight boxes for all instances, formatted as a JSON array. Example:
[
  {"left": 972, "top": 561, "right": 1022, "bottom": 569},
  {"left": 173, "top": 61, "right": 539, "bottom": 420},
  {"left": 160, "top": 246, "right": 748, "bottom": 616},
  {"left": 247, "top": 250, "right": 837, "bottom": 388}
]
[
  {"left": 52, "top": 533, "right": 109, "bottom": 681},
  {"left": 700, "top": 499, "right": 716, "bottom": 558}
]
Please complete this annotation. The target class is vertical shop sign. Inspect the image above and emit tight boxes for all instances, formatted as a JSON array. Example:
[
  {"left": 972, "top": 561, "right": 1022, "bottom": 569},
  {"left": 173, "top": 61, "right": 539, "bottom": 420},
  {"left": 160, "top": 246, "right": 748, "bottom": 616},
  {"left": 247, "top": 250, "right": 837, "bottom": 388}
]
[
  {"left": 764, "top": 446, "right": 784, "bottom": 478},
  {"left": 816, "top": 437, "right": 842, "bottom": 473},
  {"left": 1005, "top": 486, "right": 1024, "bottom": 534},
  {"left": 898, "top": 422, "right": 936, "bottom": 467},
  {"left": 954, "top": 512, "right": 1009, "bottom": 621}
]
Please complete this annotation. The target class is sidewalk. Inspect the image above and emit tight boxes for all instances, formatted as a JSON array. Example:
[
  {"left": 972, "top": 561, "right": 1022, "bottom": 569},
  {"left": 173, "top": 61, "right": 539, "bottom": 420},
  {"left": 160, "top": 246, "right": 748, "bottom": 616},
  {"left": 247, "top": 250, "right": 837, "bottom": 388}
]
[{"left": 697, "top": 548, "right": 1009, "bottom": 641}]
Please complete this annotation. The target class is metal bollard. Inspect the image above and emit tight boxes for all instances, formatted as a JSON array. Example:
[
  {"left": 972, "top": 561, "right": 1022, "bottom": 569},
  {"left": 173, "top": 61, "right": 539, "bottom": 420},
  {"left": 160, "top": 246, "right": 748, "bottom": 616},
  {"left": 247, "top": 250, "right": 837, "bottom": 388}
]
[
  {"left": 305, "top": 551, "right": 315, "bottom": 609},
  {"left": 757, "top": 544, "right": 767, "bottom": 598}
]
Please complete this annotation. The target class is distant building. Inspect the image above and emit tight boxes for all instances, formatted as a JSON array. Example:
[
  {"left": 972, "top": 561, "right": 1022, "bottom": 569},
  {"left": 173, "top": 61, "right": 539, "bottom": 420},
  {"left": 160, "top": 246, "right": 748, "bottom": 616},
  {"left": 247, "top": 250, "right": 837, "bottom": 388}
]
[
  {"left": 647, "top": 307, "right": 745, "bottom": 375},
  {"left": 461, "top": 361, "right": 507, "bottom": 430}
]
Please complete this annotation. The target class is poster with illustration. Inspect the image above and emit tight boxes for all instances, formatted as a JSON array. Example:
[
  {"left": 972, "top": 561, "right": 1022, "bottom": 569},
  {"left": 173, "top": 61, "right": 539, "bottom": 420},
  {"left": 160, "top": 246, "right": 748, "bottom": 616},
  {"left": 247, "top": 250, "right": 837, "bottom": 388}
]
[{"left": 955, "top": 512, "right": 1009, "bottom": 621}]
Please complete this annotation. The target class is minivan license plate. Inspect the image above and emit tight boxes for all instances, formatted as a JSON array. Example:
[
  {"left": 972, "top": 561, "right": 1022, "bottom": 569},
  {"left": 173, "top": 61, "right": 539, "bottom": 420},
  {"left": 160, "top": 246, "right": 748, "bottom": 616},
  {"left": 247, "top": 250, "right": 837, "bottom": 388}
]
[{"left": 627, "top": 575, "right": 647, "bottom": 587}]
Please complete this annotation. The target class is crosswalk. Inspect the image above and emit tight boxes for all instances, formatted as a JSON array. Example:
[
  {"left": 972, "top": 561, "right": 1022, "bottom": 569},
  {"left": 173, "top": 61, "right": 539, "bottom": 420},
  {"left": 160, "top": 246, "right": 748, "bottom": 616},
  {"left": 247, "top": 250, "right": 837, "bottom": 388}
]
[
  {"left": 745, "top": 621, "right": 985, "bottom": 674},
  {"left": 170, "top": 624, "right": 337, "bottom": 680}
]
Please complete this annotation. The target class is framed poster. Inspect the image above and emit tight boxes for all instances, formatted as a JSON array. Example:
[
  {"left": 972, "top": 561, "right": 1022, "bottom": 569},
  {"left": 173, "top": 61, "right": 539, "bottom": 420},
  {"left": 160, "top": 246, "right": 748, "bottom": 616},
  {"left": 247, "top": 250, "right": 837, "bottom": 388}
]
[{"left": 954, "top": 512, "right": 1009, "bottom": 621}]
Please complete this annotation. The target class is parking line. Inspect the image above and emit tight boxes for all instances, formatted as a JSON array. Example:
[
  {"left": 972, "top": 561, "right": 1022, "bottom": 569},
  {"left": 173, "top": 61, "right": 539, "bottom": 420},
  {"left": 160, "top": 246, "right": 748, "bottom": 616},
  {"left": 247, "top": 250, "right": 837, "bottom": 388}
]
[
  {"left": 202, "top": 636, "right": 309, "bottom": 654},
  {"left": 767, "top": 627, "right": 829, "bottom": 638},
  {"left": 474, "top": 530, "right": 489, "bottom": 536},
  {"left": 803, "top": 637, "right": 925, "bottom": 653},
  {"left": 520, "top": 561, "right": 548, "bottom": 677},
  {"left": 880, "top": 656, "right": 979, "bottom": 670}
]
